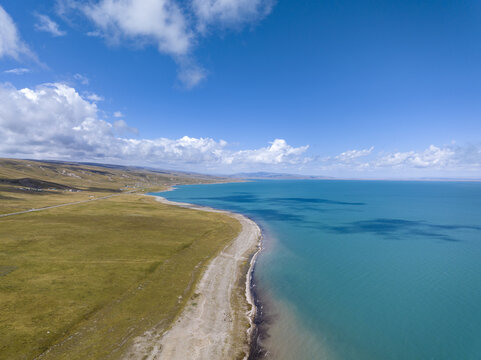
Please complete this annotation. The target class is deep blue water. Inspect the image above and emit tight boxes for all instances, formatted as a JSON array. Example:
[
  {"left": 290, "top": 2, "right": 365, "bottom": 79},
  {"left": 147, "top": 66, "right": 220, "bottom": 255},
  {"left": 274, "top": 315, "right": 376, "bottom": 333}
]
[{"left": 153, "top": 180, "right": 481, "bottom": 359}]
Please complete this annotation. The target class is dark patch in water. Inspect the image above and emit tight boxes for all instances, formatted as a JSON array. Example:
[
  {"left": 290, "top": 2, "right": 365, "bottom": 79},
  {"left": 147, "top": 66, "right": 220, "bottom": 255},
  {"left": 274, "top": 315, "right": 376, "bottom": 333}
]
[
  {"left": 248, "top": 209, "right": 304, "bottom": 223},
  {"left": 193, "top": 194, "right": 259, "bottom": 203},
  {"left": 269, "top": 197, "right": 366, "bottom": 206},
  {"left": 326, "top": 218, "right": 481, "bottom": 242},
  {"left": 194, "top": 194, "right": 365, "bottom": 207}
]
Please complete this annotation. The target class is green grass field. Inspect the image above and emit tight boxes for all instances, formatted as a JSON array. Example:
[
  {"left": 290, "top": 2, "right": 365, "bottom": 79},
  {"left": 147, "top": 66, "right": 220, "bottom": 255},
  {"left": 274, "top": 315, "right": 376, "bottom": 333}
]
[
  {"left": 0, "top": 159, "right": 240, "bottom": 359},
  {"left": 0, "top": 158, "right": 229, "bottom": 215}
]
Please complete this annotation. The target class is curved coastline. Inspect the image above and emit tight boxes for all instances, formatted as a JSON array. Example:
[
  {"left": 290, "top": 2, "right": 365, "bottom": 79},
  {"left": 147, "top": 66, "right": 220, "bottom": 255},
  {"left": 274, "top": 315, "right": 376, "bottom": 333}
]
[
  {"left": 246, "top": 255, "right": 268, "bottom": 360},
  {"left": 127, "top": 193, "right": 263, "bottom": 359},
  {"left": 245, "top": 227, "right": 265, "bottom": 359}
]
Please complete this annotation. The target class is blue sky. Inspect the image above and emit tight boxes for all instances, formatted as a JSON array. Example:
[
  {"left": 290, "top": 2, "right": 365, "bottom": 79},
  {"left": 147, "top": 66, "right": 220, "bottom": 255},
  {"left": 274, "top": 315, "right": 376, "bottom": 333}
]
[{"left": 1, "top": 0, "right": 481, "bottom": 177}]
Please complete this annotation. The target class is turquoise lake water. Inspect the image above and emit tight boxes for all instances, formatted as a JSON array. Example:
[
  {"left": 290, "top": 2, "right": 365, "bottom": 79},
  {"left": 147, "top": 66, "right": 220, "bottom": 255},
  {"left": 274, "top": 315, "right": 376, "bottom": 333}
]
[{"left": 154, "top": 180, "right": 481, "bottom": 359}]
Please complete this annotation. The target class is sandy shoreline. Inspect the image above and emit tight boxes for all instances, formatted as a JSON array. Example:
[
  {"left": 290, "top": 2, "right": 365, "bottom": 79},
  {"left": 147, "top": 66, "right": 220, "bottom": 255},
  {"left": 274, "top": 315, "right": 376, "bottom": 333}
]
[{"left": 124, "top": 194, "right": 262, "bottom": 360}]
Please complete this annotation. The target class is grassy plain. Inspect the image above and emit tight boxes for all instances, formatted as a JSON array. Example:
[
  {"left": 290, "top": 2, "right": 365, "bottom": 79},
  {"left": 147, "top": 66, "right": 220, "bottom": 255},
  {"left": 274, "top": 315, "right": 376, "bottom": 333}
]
[
  {"left": 0, "top": 159, "right": 240, "bottom": 359},
  {"left": 0, "top": 158, "right": 227, "bottom": 214}
]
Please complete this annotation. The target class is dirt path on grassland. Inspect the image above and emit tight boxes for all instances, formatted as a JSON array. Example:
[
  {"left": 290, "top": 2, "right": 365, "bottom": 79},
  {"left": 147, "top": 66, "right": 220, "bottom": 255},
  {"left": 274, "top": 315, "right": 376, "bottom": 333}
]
[
  {"left": 123, "top": 196, "right": 261, "bottom": 360},
  {"left": 0, "top": 192, "right": 131, "bottom": 218}
]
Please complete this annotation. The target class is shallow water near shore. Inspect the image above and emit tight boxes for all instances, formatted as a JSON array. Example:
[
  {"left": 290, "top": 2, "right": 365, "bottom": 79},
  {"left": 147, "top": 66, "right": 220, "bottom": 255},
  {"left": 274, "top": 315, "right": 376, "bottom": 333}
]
[{"left": 154, "top": 180, "right": 481, "bottom": 360}]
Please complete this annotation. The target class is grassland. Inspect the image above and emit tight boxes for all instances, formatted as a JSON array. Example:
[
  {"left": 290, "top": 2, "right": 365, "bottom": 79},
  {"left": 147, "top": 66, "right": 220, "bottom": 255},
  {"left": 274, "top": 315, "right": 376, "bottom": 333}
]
[
  {"left": 0, "top": 158, "right": 227, "bottom": 215},
  {"left": 0, "top": 158, "right": 240, "bottom": 359}
]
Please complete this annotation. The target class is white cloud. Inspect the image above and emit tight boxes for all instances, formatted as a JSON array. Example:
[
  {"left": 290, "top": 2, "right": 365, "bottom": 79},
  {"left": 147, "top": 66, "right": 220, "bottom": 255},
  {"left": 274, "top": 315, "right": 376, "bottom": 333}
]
[
  {"left": 375, "top": 145, "right": 458, "bottom": 168},
  {"left": 113, "top": 119, "right": 138, "bottom": 135},
  {"left": 0, "top": 82, "right": 308, "bottom": 169},
  {"left": 1, "top": 81, "right": 479, "bottom": 176},
  {"left": 59, "top": 0, "right": 274, "bottom": 87},
  {"left": 86, "top": 30, "right": 102, "bottom": 37},
  {"left": 193, "top": 0, "right": 274, "bottom": 31},
  {"left": 320, "top": 144, "right": 481, "bottom": 176},
  {"left": 74, "top": 73, "right": 89, "bottom": 85},
  {"left": 82, "top": 0, "right": 193, "bottom": 56},
  {"left": 228, "top": 139, "right": 309, "bottom": 165},
  {"left": 335, "top": 146, "right": 374, "bottom": 162},
  {"left": 177, "top": 61, "right": 207, "bottom": 89},
  {"left": 84, "top": 92, "right": 104, "bottom": 102},
  {"left": 0, "top": 6, "right": 36, "bottom": 60},
  {"left": 35, "top": 14, "right": 67, "bottom": 37},
  {"left": 4, "top": 68, "right": 30, "bottom": 75},
  {"left": 113, "top": 111, "right": 123, "bottom": 118}
]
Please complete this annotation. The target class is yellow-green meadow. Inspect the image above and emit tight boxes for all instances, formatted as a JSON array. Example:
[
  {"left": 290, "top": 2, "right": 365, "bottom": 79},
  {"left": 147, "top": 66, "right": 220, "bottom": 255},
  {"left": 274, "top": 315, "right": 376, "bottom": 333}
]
[{"left": 0, "top": 159, "right": 240, "bottom": 359}]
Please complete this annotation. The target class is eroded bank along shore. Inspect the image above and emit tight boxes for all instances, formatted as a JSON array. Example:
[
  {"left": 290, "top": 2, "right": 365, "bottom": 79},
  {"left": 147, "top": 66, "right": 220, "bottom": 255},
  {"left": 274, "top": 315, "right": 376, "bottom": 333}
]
[{"left": 124, "top": 195, "right": 263, "bottom": 360}]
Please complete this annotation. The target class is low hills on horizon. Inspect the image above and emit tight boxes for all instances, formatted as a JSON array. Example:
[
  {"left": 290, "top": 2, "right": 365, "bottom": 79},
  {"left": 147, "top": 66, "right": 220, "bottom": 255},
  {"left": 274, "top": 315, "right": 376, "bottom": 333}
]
[
  {"left": 0, "top": 158, "right": 230, "bottom": 195},
  {"left": 227, "top": 171, "right": 334, "bottom": 180},
  {"left": 1, "top": 158, "right": 480, "bottom": 185}
]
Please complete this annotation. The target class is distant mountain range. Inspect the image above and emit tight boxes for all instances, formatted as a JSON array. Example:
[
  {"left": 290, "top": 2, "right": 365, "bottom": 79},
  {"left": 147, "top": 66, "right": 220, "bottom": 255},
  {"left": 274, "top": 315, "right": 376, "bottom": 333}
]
[
  {"left": 228, "top": 173, "right": 481, "bottom": 181},
  {"left": 14, "top": 160, "right": 481, "bottom": 182},
  {"left": 227, "top": 172, "right": 334, "bottom": 180}
]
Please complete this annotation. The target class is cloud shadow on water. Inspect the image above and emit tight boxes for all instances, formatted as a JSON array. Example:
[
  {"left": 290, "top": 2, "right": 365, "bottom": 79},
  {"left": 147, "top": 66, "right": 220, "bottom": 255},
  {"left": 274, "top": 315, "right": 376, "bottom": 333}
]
[
  {"left": 268, "top": 197, "right": 366, "bottom": 206},
  {"left": 190, "top": 194, "right": 368, "bottom": 225},
  {"left": 193, "top": 194, "right": 366, "bottom": 207},
  {"left": 248, "top": 208, "right": 305, "bottom": 223},
  {"left": 326, "top": 218, "right": 481, "bottom": 243},
  {"left": 193, "top": 193, "right": 259, "bottom": 203}
]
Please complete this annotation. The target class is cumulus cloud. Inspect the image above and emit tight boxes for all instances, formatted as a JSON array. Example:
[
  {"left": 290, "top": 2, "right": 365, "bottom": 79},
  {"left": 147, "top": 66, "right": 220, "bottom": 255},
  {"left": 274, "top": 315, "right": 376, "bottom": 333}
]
[
  {"left": 193, "top": 0, "right": 274, "bottom": 31},
  {"left": 82, "top": 0, "right": 193, "bottom": 56},
  {"left": 177, "top": 61, "right": 207, "bottom": 89},
  {"left": 1, "top": 82, "right": 479, "bottom": 176},
  {"left": 319, "top": 144, "right": 481, "bottom": 177},
  {"left": 229, "top": 139, "right": 309, "bottom": 165},
  {"left": 0, "top": 82, "right": 308, "bottom": 169},
  {"left": 4, "top": 68, "right": 30, "bottom": 75},
  {"left": 335, "top": 146, "right": 374, "bottom": 162},
  {"left": 113, "top": 111, "right": 123, "bottom": 117},
  {"left": 326, "top": 144, "right": 475, "bottom": 176},
  {"left": 375, "top": 145, "right": 461, "bottom": 169},
  {"left": 35, "top": 14, "right": 67, "bottom": 37},
  {"left": 59, "top": 0, "right": 273, "bottom": 87},
  {"left": 113, "top": 119, "right": 138, "bottom": 135},
  {"left": 84, "top": 92, "right": 104, "bottom": 102},
  {"left": 0, "top": 6, "right": 36, "bottom": 60}
]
